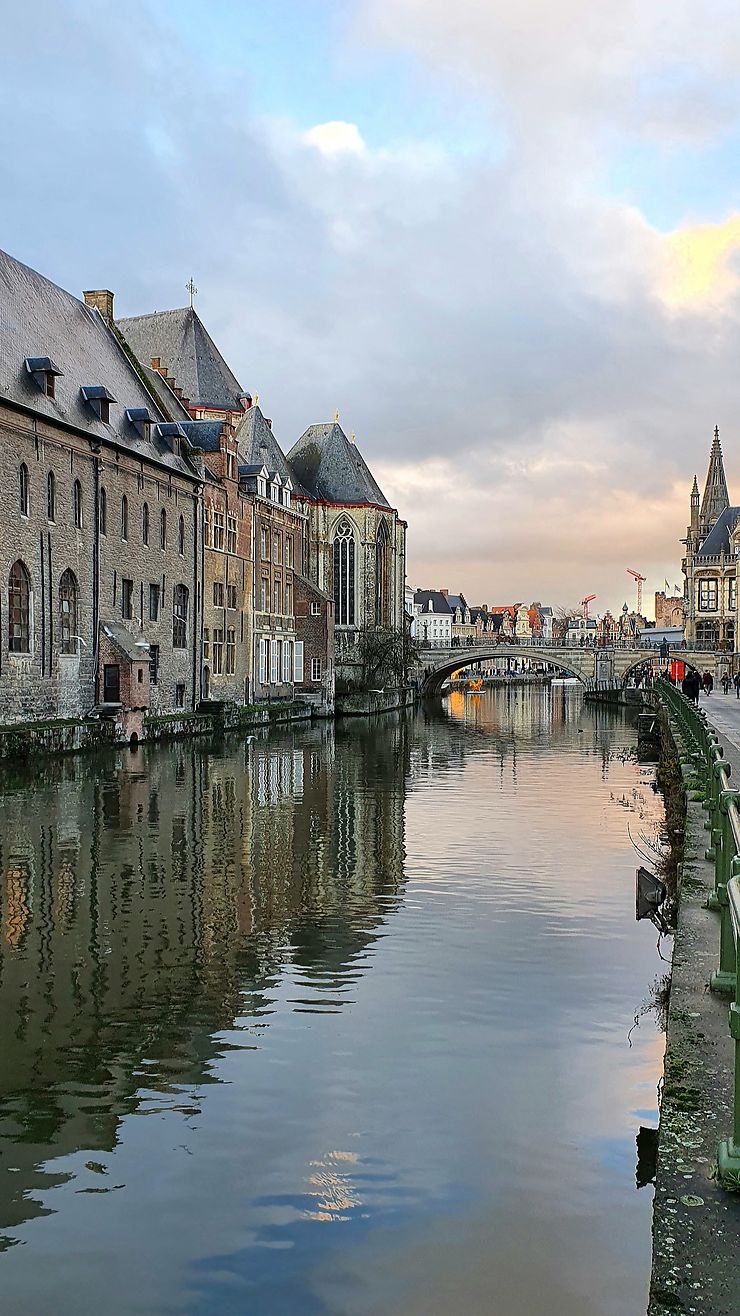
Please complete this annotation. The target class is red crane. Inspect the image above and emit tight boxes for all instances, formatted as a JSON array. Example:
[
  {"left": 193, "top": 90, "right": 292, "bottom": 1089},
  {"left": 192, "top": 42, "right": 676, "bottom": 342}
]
[
  {"left": 627, "top": 568, "right": 646, "bottom": 614},
  {"left": 581, "top": 593, "right": 597, "bottom": 619}
]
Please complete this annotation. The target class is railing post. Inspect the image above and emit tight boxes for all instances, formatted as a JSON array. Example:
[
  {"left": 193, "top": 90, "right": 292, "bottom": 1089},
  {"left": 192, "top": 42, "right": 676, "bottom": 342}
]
[
  {"left": 711, "top": 811, "right": 740, "bottom": 993},
  {"left": 718, "top": 875, "right": 740, "bottom": 1185}
]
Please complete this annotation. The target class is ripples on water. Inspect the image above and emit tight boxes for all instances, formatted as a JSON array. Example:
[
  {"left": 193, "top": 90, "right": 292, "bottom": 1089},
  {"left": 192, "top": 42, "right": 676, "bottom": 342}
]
[{"left": 0, "top": 687, "right": 666, "bottom": 1315}]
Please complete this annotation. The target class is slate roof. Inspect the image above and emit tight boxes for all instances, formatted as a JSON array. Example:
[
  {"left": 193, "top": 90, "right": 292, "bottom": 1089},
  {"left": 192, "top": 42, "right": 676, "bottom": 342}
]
[
  {"left": 446, "top": 594, "right": 467, "bottom": 612},
  {"left": 118, "top": 306, "right": 246, "bottom": 412},
  {"left": 288, "top": 422, "right": 391, "bottom": 509},
  {"left": 698, "top": 506, "right": 740, "bottom": 557},
  {"left": 0, "top": 249, "right": 198, "bottom": 480},
  {"left": 235, "top": 404, "right": 298, "bottom": 486},
  {"left": 414, "top": 590, "right": 453, "bottom": 615}
]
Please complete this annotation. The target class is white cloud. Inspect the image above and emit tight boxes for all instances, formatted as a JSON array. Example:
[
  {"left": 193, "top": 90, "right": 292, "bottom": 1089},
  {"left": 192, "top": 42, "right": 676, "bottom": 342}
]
[{"left": 304, "top": 120, "right": 367, "bottom": 157}]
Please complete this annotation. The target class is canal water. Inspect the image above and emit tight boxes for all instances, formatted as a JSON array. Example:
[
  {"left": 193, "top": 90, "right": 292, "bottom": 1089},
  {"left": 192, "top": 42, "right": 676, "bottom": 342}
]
[{"left": 0, "top": 687, "right": 666, "bottom": 1316}]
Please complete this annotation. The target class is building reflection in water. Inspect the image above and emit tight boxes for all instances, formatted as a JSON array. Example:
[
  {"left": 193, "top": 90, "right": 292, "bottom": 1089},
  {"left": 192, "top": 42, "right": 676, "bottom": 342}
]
[{"left": 0, "top": 718, "right": 408, "bottom": 1242}]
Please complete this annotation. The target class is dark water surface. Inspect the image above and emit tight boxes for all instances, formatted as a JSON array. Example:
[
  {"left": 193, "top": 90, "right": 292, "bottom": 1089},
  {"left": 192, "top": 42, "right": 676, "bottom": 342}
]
[{"left": 0, "top": 688, "right": 666, "bottom": 1315}]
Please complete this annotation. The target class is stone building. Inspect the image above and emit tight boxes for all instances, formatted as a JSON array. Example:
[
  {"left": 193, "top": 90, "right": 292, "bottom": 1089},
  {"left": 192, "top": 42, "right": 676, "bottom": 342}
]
[
  {"left": 683, "top": 427, "right": 738, "bottom": 648},
  {"left": 654, "top": 590, "right": 685, "bottom": 632},
  {"left": 288, "top": 421, "right": 407, "bottom": 691},
  {"left": 0, "top": 251, "right": 204, "bottom": 729}
]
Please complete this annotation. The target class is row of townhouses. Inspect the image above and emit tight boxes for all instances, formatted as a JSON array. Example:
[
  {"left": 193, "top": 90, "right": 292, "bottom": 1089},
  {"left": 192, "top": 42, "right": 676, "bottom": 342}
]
[
  {"left": 408, "top": 589, "right": 555, "bottom": 646},
  {"left": 0, "top": 249, "right": 407, "bottom": 733}
]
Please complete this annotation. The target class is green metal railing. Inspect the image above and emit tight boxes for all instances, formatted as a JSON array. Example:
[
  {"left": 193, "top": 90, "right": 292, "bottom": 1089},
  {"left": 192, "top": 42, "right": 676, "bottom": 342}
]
[{"left": 658, "top": 679, "right": 740, "bottom": 1185}]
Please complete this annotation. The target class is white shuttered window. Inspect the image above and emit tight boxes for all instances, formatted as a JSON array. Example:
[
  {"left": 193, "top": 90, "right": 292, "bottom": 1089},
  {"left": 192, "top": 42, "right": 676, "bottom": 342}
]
[{"left": 294, "top": 641, "right": 304, "bottom": 683}]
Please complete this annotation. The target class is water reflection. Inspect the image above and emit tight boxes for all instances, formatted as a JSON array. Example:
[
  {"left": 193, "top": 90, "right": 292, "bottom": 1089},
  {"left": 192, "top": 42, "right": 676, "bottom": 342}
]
[{"left": 0, "top": 691, "right": 665, "bottom": 1316}]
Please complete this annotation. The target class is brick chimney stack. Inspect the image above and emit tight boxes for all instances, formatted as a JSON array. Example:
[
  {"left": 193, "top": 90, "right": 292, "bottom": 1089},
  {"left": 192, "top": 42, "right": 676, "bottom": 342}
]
[
  {"left": 83, "top": 289, "right": 115, "bottom": 324},
  {"left": 440, "top": 588, "right": 448, "bottom": 597}
]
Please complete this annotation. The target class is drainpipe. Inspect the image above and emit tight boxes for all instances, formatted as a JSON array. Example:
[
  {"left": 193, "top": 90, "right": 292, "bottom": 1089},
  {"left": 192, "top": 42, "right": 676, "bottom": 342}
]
[{"left": 92, "top": 457, "right": 101, "bottom": 707}]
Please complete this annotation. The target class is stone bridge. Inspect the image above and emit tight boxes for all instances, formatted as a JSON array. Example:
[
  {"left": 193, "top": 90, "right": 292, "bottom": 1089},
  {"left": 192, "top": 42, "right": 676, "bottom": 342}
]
[{"left": 414, "top": 643, "right": 727, "bottom": 698}]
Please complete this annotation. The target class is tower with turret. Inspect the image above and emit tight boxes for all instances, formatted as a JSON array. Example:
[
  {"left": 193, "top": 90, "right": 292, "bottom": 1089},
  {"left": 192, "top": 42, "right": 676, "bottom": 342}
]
[{"left": 683, "top": 428, "right": 738, "bottom": 649}]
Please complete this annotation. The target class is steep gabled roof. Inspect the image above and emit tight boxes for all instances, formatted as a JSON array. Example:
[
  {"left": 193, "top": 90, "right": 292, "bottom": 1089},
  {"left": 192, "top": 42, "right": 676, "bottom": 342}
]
[
  {"left": 698, "top": 506, "right": 740, "bottom": 557},
  {"left": 0, "top": 248, "right": 196, "bottom": 480},
  {"left": 118, "top": 306, "right": 246, "bottom": 412},
  {"left": 235, "top": 404, "right": 297, "bottom": 486},
  {"left": 288, "top": 422, "right": 391, "bottom": 509},
  {"left": 414, "top": 590, "right": 453, "bottom": 615}
]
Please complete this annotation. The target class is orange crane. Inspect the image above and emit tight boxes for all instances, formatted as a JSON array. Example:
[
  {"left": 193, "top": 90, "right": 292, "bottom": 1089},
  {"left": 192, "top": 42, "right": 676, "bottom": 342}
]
[
  {"left": 627, "top": 568, "right": 646, "bottom": 614},
  {"left": 581, "top": 593, "right": 596, "bottom": 619}
]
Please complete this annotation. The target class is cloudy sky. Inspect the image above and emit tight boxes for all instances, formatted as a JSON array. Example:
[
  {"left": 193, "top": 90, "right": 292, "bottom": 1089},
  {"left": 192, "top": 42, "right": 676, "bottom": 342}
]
[{"left": 3, "top": 0, "right": 740, "bottom": 615}]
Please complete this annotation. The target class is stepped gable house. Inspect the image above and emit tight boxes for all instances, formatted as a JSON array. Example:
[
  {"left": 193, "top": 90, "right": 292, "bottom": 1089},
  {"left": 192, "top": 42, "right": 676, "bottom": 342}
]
[
  {"left": 0, "top": 251, "right": 204, "bottom": 728},
  {"left": 683, "top": 427, "right": 739, "bottom": 649},
  {"left": 288, "top": 421, "right": 406, "bottom": 690}
]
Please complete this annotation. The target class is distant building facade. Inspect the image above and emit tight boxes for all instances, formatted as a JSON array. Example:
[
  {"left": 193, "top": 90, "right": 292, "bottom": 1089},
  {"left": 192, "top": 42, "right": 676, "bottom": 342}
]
[{"left": 683, "top": 428, "right": 738, "bottom": 649}]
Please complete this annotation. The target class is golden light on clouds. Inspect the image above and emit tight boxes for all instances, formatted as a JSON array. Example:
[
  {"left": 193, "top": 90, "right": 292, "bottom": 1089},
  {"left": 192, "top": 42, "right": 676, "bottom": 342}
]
[{"left": 661, "top": 214, "right": 740, "bottom": 310}]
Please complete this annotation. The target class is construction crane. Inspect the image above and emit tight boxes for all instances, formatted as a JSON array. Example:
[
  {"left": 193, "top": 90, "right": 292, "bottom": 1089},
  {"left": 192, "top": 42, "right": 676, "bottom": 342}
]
[
  {"left": 581, "top": 593, "right": 597, "bottom": 619},
  {"left": 627, "top": 568, "right": 646, "bottom": 614}
]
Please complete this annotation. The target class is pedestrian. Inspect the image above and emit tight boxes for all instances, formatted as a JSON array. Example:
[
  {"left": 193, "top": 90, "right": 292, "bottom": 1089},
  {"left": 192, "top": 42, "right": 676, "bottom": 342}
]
[
  {"left": 686, "top": 670, "right": 701, "bottom": 704},
  {"left": 703, "top": 669, "right": 714, "bottom": 696},
  {"left": 723, "top": 672, "right": 732, "bottom": 695},
  {"left": 734, "top": 672, "right": 740, "bottom": 700}
]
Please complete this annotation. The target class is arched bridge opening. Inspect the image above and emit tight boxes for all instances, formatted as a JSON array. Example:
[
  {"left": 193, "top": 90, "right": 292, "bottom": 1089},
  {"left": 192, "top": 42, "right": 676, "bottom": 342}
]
[{"left": 418, "top": 647, "right": 588, "bottom": 698}]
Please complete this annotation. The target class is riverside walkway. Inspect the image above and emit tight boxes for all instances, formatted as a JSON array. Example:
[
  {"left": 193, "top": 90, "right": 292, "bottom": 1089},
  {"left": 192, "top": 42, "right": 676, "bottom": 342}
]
[{"left": 650, "top": 686, "right": 740, "bottom": 1315}]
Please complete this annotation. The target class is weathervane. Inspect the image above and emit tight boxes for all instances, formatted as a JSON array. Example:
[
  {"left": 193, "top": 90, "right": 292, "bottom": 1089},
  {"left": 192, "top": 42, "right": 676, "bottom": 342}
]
[{"left": 186, "top": 277, "right": 198, "bottom": 307}]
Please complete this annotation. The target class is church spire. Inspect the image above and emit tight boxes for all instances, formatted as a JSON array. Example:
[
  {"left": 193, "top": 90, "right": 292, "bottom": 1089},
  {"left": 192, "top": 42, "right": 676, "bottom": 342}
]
[{"left": 699, "top": 425, "right": 730, "bottom": 529}]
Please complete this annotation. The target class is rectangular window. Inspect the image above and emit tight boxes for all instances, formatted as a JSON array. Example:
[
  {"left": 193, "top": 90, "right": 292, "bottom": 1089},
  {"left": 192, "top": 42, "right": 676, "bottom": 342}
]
[
  {"left": 149, "top": 583, "right": 160, "bottom": 622},
  {"left": 311, "top": 657, "right": 321, "bottom": 681},
  {"left": 226, "top": 452, "right": 236, "bottom": 481},
  {"left": 121, "top": 578, "right": 134, "bottom": 620},
  {"left": 285, "top": 535, "right": 292, "bottom": 568},
  {"left": 213, "top": 509, "right": 225, "bottom": 551},
  {"left": 203, "top": 627, "right": 210, "bottom": 660},
  {"left": 261, "top": 576, "right": 269, "bottom": 612},
  {"left": 259, "top": 636, "right": 269, "bottom": 684},
  {"left": 730, "top": 580, "right": 737, "bottom": 611},
  {"left": 271, "top": 639, "right": 280, "bottom": 684},
  {"left": 213, "top": 581, "right": 224, "bottom": 608},
  {"left": 261, "top": 527, "right": 269, "bottom": 559},
  {"left": 175, "top": 683, "right": 185, "bottom": 708},
  {"left": 273, "top": 533, "right": 281, "bottom": 565},
  {"left": 226, "top": 628, "right": 236, "bottom": 675},
  {"left": 273, "top": 580, "right": 281, "bottom": 614},
  {"left": 294, "top": 640, "right": 304, "bottom": 683},
  {"left": 227, "top": 584, "right": 238, "bottom": 610},
  {"left": 204, "top": 506, "right": 213, "bottom": 547},
  {"left": 284, "top": 583, "right": 292, "bottom": 615},
  {"left": 213, "top": 628, "right": 224, "bottom": 675},
  {"left": 698, "top": 579, "right": 718, "bottom": 611},
  {"left": 149, "top": 644, "right": 160, "bottom": 685},
  {"left": 282, "top": 640, "right": 293, "bottom": 683},
  {"left": 310, "top": 601, "right": 321, "bottom": 616},
  {"left": 226, "top": 514, "right": 237, "bottom": 555}
]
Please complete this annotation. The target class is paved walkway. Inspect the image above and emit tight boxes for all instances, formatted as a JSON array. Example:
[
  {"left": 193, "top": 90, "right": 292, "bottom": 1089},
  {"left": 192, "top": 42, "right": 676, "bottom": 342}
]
[{"left": 699, "top": 690, "right": 740, "bottom": 761}]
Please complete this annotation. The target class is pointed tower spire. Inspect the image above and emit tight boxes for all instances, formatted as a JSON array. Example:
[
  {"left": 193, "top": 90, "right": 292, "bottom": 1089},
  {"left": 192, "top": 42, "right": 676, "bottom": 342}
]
[
  {"left": 699, "top": 425, "right": 730, "bottom": 529},
  {"left": 690, "top": 473, "right": 700, "bottom": 533}
]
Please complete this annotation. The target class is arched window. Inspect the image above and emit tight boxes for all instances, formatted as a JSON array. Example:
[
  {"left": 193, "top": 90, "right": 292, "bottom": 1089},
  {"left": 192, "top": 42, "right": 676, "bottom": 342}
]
[
  {"left": 375, "top": 518, "right": 390, "bottom": 628},
  {"left": 47, "top": 471, "right": 56, "bottom": 522},
  {"left": 19, "top": 464, "right": 29, "bottom": 516},
  {"left": 333, "top": 518, "right": 355, "bottom": 626},
  {"left": 142, "top": 502, "right": 149, "bottom": 546},
  {"left": 59, "top": 569, "right": 79, "bottom": 654},
  {"left": 73, "top": 479, "right": 83, "bottom": 529},
  {"left": 178, "top": 514, "right": 185, "bottom": 556},
  {"left": 160, "top": 508, "right": 167, "bottom": 550},
  {"left": 99, "top": 487, "right": 107, "bottom": 535},
  {"left": 8, "top": 560, "right": 31, "bottom": 653},
  {"left": 173, "top": 583, "right": 188, "bottom": 648},
  {"left": 121, "top": 494, "right": 128, "bottom": 540}
]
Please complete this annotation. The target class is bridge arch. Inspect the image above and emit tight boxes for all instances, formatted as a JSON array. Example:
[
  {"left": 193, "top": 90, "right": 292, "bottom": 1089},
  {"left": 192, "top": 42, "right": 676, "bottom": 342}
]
[{"left": 418, "top": 646, "right": 590, "bottom": 697}]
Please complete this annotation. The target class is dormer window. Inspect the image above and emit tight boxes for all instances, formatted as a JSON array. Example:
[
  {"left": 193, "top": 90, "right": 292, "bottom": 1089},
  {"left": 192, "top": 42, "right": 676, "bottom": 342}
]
[
  {"left": 125, "top": 407, "right": 155, "bottom": 441},
  {"left": 257, "top": 478, "right": 267, "bottom": 498},
  {"left": 282, "top": 477, "right": 293, "bottom": 509},
  {"left": 81, "top": 385, "right": 116, "bottom": 424},
  {"left": 25, "top": 356, "right": 63, "bottom": 399},
  {"left": 155, "top": 421, "right": 186, "bottom": 458}
]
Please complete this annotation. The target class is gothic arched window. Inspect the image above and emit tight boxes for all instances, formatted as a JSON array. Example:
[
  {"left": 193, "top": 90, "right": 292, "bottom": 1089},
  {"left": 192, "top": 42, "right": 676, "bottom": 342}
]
[
  {"left": 100, "top": 487, "right": 107, "bottom": 535},
  {"left": 178, "top": 514, "right": 185, "bottom": 557},
  {"left": 142, "top": 502, "right": 149, "bottom": 546},
  {"left": 47, "top": 471, "right": 56, "bottom": 522},
  {"left": 333, "top": 519, "right": 355, "bottom": 626},
  {"left": 173, "top": 583, "right": 188, "bottom": 648},
  {"left": 19, "top": 463, "right": 29, "bottom": 516},
  {"left": 8, "top": 560, "right": 31, "bottom": 653},
  {"left": 59, "top": 569, "right": 79, "bottom": 654},
  {"left": 160, "top": 508, "right": 167, "bottom": 550},
  {"left": 73, "top": 479, "right": 83, "bottom": 529},
  {"left": 375, "top": 518, "right": 391, "bottom": 628},
  {"left": 121, "top": 494, "right": 128, "bottom": 540}
]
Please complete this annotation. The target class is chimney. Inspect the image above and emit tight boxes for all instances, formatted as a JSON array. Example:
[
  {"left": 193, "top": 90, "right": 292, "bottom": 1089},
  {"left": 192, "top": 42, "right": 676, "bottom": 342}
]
[
  {"left": 151, "top": 356, "right": 161, "bottom": 369},
  {"left": 84, "top": 289, "right": 115, "bottom": 324},
  {"left": 440, "top": 588, "right": 448, "bottom": 598}
]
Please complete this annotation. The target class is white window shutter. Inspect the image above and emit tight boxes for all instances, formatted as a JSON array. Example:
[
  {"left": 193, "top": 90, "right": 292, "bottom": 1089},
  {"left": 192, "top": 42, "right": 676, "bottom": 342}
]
[{"left": 294, "top": 640, "right": 304, "bottom": 683}]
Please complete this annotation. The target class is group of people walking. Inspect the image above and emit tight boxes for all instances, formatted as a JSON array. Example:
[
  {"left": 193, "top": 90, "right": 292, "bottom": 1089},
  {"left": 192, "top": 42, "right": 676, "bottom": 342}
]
[{"left": 681, "top": 668, "right": 740, "bottom": 703}]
